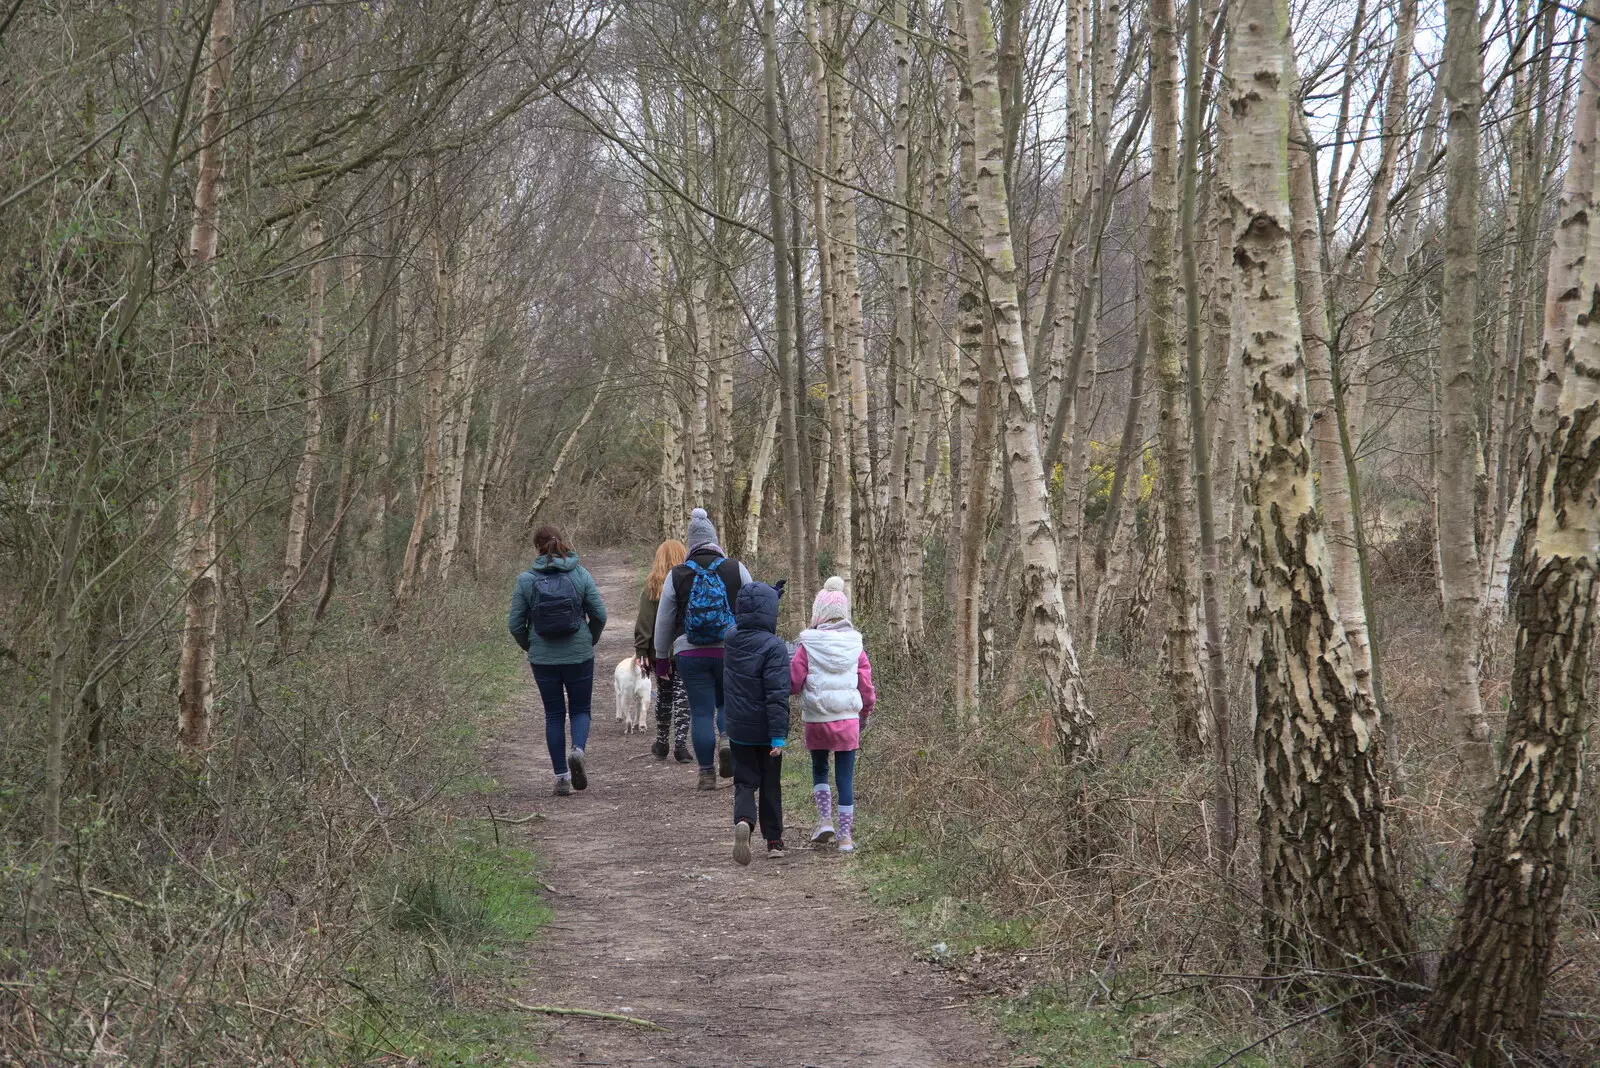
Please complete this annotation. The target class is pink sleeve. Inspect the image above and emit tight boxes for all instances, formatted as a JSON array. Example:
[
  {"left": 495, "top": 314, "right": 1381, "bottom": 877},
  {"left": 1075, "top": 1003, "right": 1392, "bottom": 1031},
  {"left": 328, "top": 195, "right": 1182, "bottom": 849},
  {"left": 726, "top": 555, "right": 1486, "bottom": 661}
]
[
  {"left": 857, "top": 650, "right": 876, "bottom": 715},
  {"left": 789, "top": 642, "right": 809, "bottom": 694}
]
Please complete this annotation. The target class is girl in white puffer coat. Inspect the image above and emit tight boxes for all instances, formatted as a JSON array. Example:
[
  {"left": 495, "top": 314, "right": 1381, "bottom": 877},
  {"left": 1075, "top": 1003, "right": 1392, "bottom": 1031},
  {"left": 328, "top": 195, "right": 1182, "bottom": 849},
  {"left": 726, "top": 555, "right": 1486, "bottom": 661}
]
[{"left": 788, "top": 577, "right": 876, "bottom": 852}]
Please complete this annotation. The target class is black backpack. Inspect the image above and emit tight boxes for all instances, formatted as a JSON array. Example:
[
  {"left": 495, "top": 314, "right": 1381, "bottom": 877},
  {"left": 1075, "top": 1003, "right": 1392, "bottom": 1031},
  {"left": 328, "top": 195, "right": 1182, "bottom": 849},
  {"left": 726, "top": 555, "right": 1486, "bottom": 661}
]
[{"left": 527, "top": 568, "right": 583, "bottom": 638}]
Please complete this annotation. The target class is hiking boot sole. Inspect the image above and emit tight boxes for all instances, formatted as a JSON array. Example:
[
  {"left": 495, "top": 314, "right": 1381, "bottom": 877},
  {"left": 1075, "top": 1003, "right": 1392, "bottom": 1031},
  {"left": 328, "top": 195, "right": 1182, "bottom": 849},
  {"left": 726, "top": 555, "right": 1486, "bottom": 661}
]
[
  {"left": 733, "top": 822, "right": 752, "bottom": 866},
  {"left": 568, "top": 753, "right": 588, "bottom": 791},
  {"left": 718, "top": 743, "right": 733, "bottom": 778},
  {"left": 811, "top": 827, "right": 836, "bottom": 845}
]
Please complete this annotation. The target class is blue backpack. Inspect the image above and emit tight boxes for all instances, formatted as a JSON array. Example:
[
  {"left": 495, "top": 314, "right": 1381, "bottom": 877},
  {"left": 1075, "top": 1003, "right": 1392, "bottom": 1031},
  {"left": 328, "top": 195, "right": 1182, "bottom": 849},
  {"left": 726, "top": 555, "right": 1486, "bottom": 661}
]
[
  {"left": 528, "top": 569, "right": 583, "bottom": 638},
  {"left": 683, "top": 558, "right": 736, "bottom": 645}
]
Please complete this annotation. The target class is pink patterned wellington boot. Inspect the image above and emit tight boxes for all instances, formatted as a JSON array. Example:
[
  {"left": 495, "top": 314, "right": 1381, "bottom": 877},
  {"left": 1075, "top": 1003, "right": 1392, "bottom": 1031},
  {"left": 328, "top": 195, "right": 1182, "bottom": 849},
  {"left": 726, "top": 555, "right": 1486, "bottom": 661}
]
[
  {"left": 836, "top": 804, "right": 855, "bottom": 853},
  {"left": 811, "top": 784, "right": 836, "bottom": 844}
]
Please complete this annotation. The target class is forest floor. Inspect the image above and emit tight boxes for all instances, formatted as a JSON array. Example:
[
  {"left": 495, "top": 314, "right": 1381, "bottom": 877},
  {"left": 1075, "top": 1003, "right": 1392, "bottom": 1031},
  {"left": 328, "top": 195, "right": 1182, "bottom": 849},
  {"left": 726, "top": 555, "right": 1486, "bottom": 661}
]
[{"left": 484, "top": 551, "right": 1015, "bottom": 1067}]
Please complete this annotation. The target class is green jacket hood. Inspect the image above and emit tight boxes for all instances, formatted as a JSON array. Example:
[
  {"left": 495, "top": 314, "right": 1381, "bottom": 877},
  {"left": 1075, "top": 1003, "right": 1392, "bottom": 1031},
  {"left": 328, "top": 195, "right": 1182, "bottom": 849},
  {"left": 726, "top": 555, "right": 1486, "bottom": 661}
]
[{"left": 529, "top": 551, "right": 580, "bottom": 573}]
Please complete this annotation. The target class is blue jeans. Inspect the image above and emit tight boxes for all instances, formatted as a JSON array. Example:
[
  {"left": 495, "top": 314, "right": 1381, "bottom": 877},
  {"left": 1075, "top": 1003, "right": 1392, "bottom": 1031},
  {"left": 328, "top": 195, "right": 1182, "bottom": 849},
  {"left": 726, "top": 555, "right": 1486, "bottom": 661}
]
[
  {"left": 532, "top": 659, "right": 594, "bottom": 775},
  {"left": 675, "top": 655, "right": 726, "bottom": 771},
  {"left": 811, "top": 747, "right": 857, "bottom": 806}
]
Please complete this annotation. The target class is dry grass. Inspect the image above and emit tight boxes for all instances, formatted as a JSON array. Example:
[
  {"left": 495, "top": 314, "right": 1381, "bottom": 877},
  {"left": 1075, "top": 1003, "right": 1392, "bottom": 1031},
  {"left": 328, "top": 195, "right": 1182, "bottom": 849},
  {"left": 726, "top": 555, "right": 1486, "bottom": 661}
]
[
  {"left": 849, "top": 560, "right": 1600, "bottom": 1066},
  {"left": 0, "top": 537, "right": 555, "bottom": 1065}
]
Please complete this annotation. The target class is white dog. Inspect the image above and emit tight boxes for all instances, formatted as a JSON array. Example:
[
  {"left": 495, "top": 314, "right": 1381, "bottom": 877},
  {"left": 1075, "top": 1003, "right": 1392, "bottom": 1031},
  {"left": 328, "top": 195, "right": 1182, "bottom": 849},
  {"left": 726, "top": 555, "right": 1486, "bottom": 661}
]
[{"left": 613, "top": 657, "right": 653, "bottom": 734}]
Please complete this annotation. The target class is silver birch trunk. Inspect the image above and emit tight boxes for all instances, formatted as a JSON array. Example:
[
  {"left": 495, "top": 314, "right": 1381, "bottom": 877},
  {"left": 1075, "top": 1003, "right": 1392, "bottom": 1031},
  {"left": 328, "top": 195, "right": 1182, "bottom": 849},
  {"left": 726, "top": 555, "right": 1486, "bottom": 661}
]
[
  {"left": 1128, "top": 504, "right": 1163, "bottom": 641},
  {"left": 1439, "top": 0, "right": 1494, "bottom": 784},
  {"left": 177, "top": 0, "right": 233, "bottom": 750},
  {"left": 437, "top": 275, "right": 480, "bottom": 583},
  {"left": 527, "top": 363, "right": 609, "bottom": 525},
  {"left": 712, "top": 277, "right": 736, "bottom": 532},
  {"left": 1087, "top": 328, "right": 1148, "bottom": 657},
  {"left": 820, "top": 0, "right": 875, "bottom": 588},
  {"left": 1423, "top": 15, "right": 1600, "bottom": 1053},
  {"left": 1481, "top": 0, "right": 1534, "bottom": 625},
  {"left": 280, "top": 216, "right": 326, "bottom": 624},
  {"left": 760, "top": 0, "right": 808, "bottom": 607},
  {"left": 813, "top": 0, "right": 854, "bottom": 596},
  {"left": 395, "top": 236, "right": 449, "bottom": 605},
  {"left": 885, "top": 0, "right": 915, "bottom": 652},
  {"left": 742, "top": 391, "right": 783, "bottom": 561},
  {"left": 1230, "top": 0, "right": 1417, "bottom": 983},
  {"left": 1287, "top": 109, "right": 1378, "bottom": 704},
  {"left": 906, "top": 122, "right": 947, "bottom": 641},
  {"left": 1185, "top": 0, "right": 1238, "bottom": 858},
  {"left": 948, "top": 0, "right": 988, "bottom": 726},
  {"left": 649, "top": 192, "right": 685, "bottom": 538},
  {"left": 961, "top": 0, "right": 1096, "bottom": 760},
  {"left": 1150, "top": 0, "right": 1208, "bottom": 755}
]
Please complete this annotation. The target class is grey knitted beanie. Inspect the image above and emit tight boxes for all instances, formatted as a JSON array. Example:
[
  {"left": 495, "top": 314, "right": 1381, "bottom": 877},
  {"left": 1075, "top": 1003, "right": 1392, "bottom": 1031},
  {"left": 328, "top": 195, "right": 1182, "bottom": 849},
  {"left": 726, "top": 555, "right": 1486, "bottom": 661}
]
[{"left": 686, "top": 507, "right": 718, "bottom": 551}]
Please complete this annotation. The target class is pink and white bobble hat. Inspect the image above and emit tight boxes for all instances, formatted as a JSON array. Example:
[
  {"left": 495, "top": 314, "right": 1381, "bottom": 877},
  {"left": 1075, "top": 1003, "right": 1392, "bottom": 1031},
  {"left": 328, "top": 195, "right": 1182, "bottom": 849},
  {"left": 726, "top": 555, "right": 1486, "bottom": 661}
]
[{"left": 811, "top": 576, "right": 851, "bottom": 626}]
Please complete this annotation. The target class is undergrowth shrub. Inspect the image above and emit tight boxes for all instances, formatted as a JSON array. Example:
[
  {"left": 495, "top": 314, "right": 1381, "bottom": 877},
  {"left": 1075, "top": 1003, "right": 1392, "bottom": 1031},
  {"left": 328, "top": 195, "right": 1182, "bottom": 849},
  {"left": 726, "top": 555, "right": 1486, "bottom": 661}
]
[
  {"left": 0, "top": 543, "right": 546, "bottom": 1064},
  {"left": 851, "top": 576, "right": 1600, "bottom": 1064}
]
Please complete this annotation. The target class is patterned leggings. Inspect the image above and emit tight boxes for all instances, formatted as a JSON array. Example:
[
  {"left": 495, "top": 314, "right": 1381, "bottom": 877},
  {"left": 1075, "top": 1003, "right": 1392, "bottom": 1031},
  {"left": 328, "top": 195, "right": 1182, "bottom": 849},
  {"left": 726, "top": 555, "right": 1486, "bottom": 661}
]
[{"left": 654, "top": 673, "right": 690, "bottom": 749}]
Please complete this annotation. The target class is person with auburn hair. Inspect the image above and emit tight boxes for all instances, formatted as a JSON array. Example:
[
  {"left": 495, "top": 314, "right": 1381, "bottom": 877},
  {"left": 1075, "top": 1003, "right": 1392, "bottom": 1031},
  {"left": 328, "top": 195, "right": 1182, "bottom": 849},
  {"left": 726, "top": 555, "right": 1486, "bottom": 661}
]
[
  {"left": 634, "top": 539, "right": 691, "bottom": 761},
  {"left": 509, "top": 525, "right": 607, "bottom": 795}
]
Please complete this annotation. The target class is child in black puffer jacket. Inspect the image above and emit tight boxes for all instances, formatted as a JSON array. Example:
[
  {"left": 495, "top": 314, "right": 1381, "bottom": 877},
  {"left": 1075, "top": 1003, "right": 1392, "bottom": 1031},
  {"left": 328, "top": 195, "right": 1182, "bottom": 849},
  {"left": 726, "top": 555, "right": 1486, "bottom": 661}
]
[{"left": 721, "top": 580, "right": 791, "bottom": 863}]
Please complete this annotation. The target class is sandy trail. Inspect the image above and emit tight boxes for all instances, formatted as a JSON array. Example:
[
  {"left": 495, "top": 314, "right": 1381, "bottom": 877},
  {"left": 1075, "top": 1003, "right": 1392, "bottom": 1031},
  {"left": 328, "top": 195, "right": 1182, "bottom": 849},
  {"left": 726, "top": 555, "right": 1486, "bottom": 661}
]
[{"left": 488, "top": 551, "right": 1009, "bottom": 1067}]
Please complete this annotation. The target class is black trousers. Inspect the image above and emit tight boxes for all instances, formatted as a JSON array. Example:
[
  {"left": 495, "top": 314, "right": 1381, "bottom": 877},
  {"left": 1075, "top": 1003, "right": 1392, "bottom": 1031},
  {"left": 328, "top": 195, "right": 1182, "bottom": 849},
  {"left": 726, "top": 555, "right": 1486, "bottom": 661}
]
[{"left": 730, "top": 742, "right": 783, "bottom": 843}]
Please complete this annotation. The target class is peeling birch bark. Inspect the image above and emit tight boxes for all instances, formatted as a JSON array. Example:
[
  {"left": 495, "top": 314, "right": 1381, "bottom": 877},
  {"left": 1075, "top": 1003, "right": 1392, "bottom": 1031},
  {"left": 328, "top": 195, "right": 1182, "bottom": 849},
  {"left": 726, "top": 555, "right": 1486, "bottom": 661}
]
[
  {"left": 1424, "top": 15, "right": 1600, "bottom": 1056},
  {"left": 1229, "top": 0, "right": 1417, "bottom": 984}
]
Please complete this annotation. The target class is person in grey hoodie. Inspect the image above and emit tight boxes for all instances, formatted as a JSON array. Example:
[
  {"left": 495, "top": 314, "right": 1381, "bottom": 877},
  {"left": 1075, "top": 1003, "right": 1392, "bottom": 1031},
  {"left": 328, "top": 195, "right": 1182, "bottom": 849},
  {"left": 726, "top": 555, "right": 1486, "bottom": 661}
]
[
  {"left": 653, "top": 508, "right": 753, "bottom": 790},
  {"left": 509, "top": 525, "right": 607, "bottom": 795}
]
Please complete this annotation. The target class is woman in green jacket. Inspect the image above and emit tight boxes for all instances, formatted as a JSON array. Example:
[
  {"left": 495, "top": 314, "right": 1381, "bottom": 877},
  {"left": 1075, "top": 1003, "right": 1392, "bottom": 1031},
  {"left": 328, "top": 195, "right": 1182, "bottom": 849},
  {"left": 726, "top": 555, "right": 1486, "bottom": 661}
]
[{"left": 508, "top": 525, "right": 607, "bottom": 795}]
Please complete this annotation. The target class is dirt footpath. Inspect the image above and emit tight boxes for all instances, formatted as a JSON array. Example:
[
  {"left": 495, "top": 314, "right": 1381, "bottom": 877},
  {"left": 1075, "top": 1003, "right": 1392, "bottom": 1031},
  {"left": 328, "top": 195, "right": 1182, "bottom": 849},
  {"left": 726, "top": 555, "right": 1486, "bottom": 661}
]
[{"left": 489, "top": 551, "right": 1011, "bottom": 1067}]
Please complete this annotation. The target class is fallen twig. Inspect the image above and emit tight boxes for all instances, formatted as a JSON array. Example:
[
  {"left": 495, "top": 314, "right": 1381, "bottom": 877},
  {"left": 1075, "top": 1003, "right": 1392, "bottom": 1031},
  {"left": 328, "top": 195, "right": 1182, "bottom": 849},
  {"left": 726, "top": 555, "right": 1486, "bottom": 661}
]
[
  {"left": 507, "top": 1000, "right": 664, "bottom": 1029},
  {"left": 57, "top": 878, "right": 152, "bottom": 911},
  {"left": 481, "top": 810, "right": 546, "bottom": 825}
]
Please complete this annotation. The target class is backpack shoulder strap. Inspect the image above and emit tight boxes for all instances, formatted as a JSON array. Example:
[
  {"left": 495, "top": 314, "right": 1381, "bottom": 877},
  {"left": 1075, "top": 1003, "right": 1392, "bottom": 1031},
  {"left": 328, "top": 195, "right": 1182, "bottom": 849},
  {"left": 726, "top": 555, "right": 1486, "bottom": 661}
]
[
  {"left": 717, "top": 558, "right": 742, "bottom": 598},
  {"left": 687, "top": 557, "right": 726, "bottom": 579}
]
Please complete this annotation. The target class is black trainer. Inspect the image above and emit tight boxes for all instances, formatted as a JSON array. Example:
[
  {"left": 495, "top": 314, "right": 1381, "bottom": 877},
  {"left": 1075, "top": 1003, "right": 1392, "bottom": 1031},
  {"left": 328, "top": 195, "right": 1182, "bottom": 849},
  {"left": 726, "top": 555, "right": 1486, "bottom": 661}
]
[
  {"left": 766, "top": 838, "right": 787, "bottom": 858},
  {"left": 568, "top": 750, "right": 588, "bottom": 791},
  {"left": 651, "top": 738, "right": 668, "bottom": 760},
  {"left": 718, "top": 740, "right": 733, "bottom": 779},
  {"left": 674, "top": 741, "right": 692, "bottom": 763}
]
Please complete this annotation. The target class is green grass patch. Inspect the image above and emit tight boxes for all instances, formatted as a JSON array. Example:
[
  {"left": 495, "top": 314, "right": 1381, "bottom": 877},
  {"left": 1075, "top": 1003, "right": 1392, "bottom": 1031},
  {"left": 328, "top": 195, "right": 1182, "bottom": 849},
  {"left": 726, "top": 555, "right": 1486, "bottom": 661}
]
[
  {"left": 337, "top": 608, "right": 552, "bottom": 1064},
  {"left": 855, "top": 839, "right": 1033, "bottom": 953},
  {"left": 840, "top": 807, "right": 1266, "bottom": 1068},
  {"left": 994, "top": 992, "right": 1270, "bottom": 1068},
  {"left": 334, "top": 833, "right": 552, "bottom": 1065},
  {"left": 338, "top": 1002, "right": 542, "bottom": 1067},
  {"left": 449, "top": 637, "right": 527, "bottom": 716},
  {"left": 386, "top": 834, "right": 550, "bottom": 949}
]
